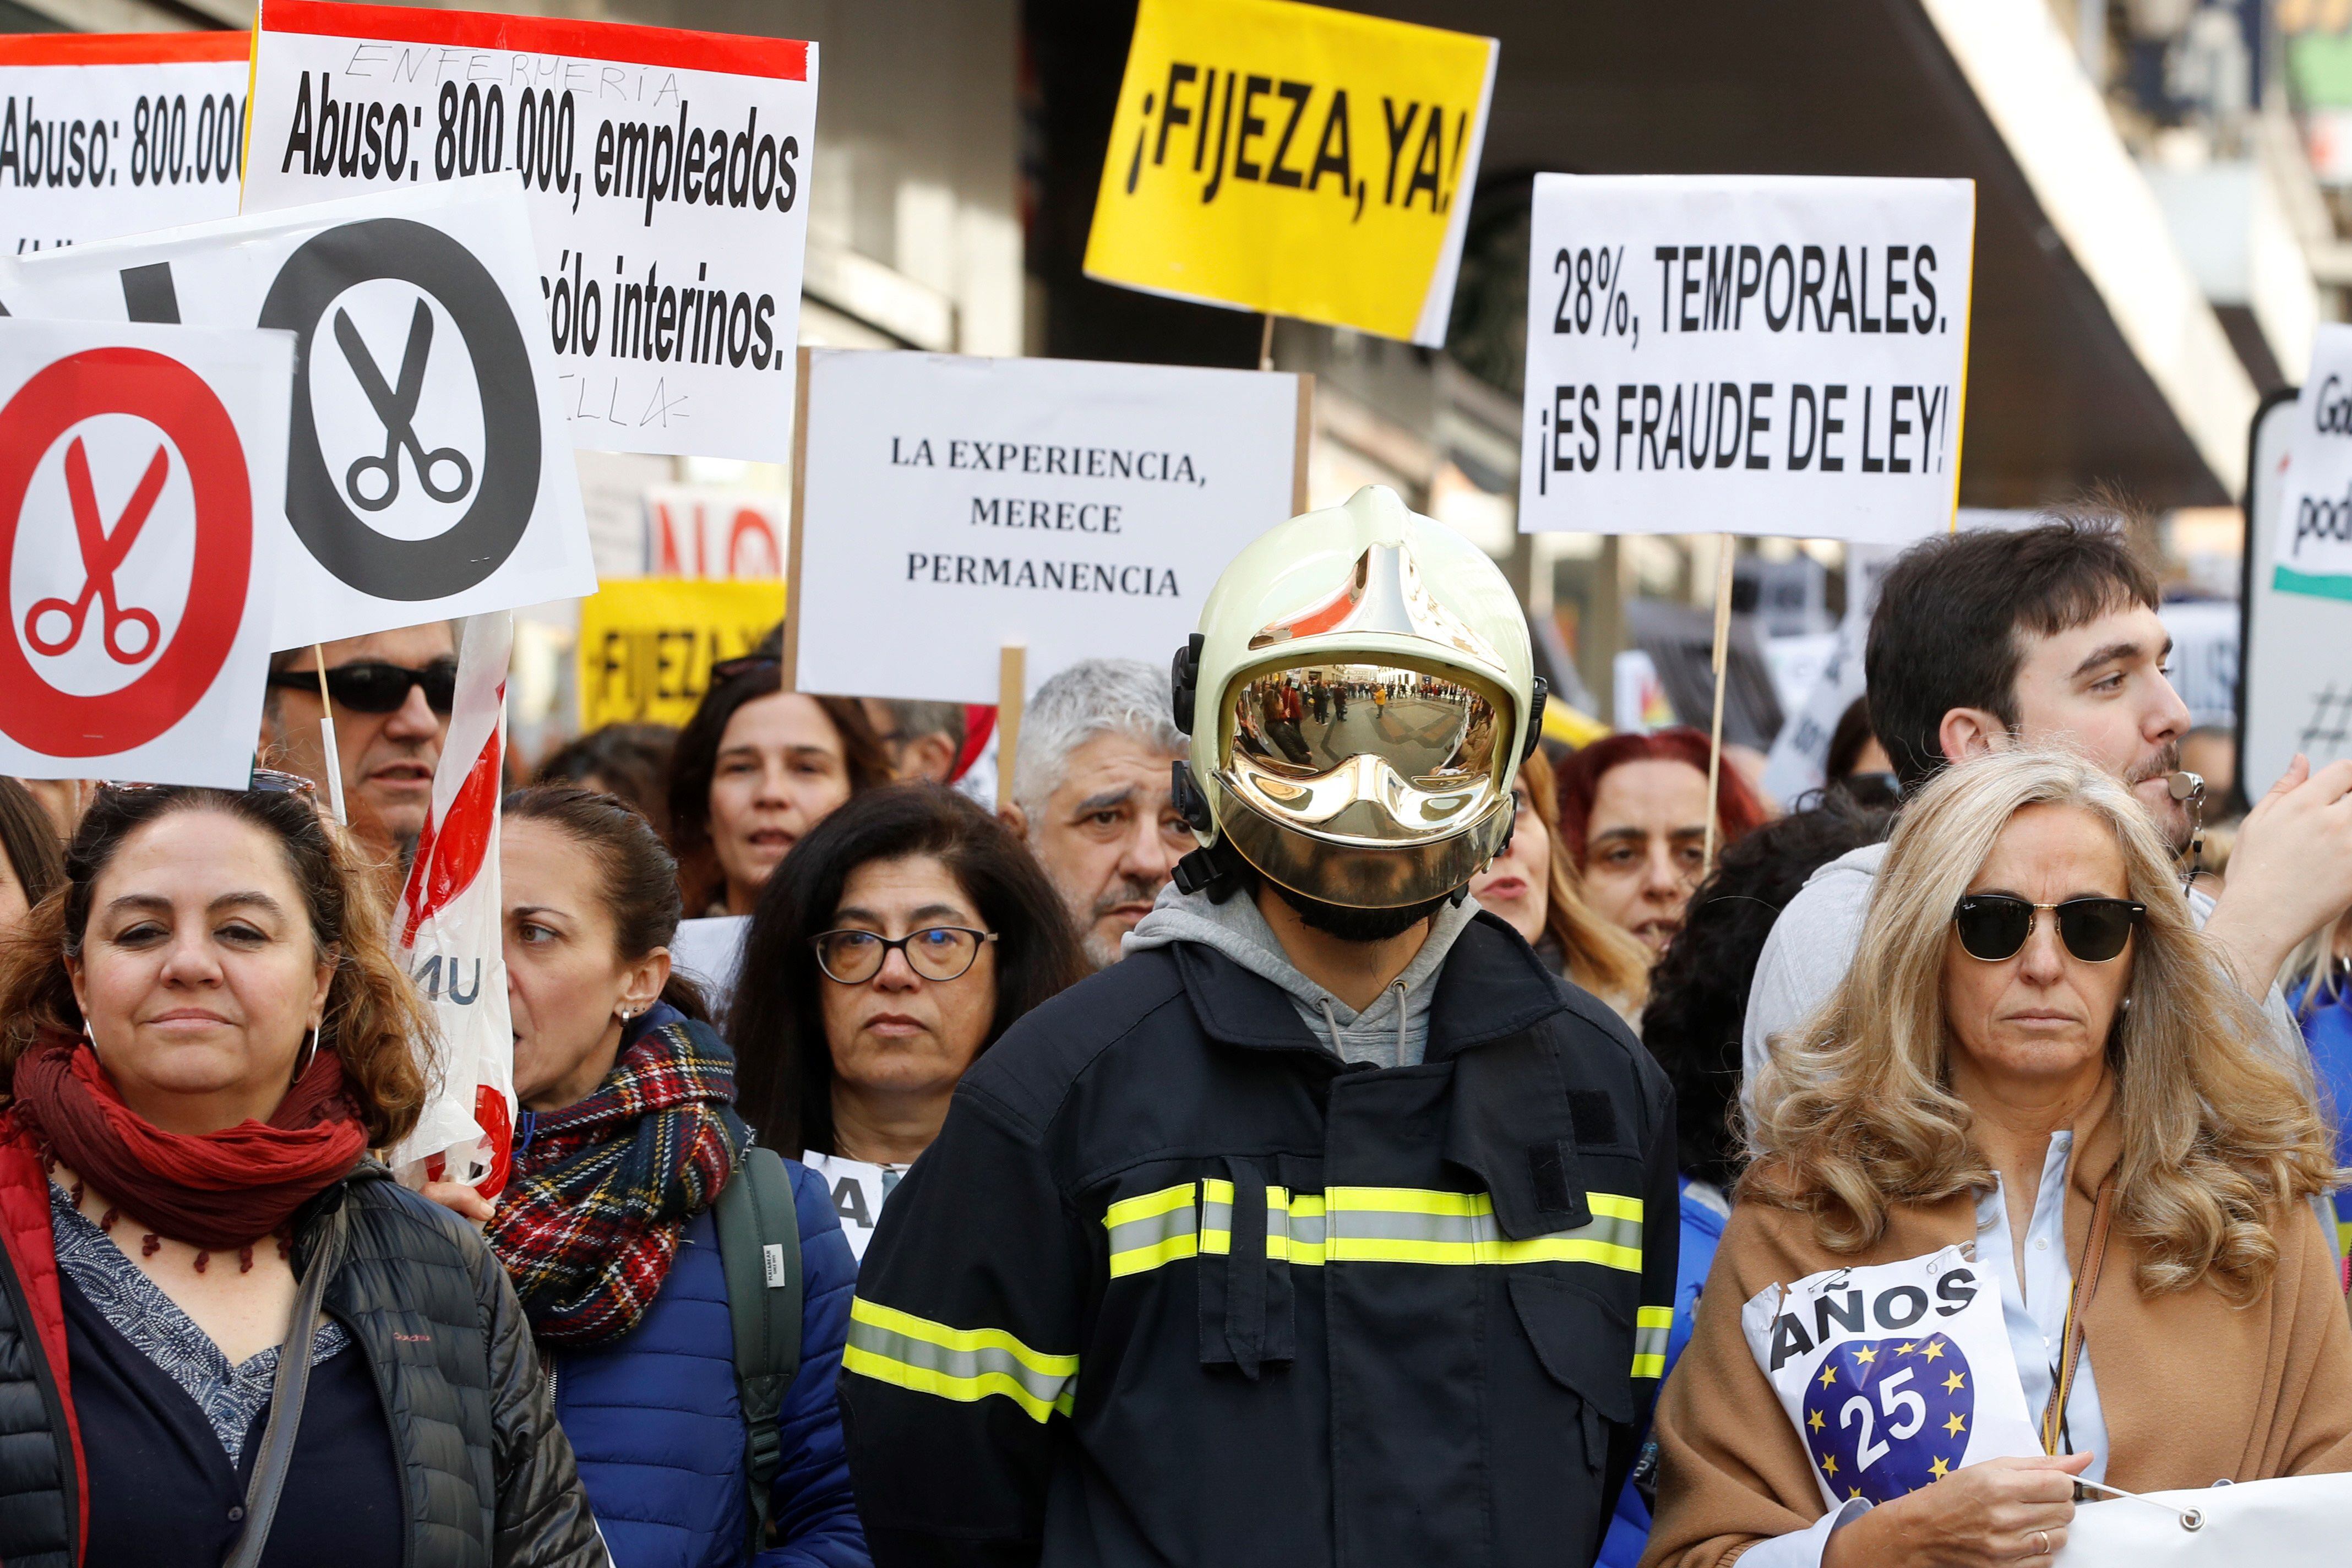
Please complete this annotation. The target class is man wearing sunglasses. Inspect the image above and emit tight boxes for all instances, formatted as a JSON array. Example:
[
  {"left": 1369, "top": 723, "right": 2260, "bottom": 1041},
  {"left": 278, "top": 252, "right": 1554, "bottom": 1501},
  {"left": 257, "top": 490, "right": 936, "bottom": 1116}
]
[
  {"left": 843, "top": 487, "right": 1678, "bottom": 1568},
  {"left": 257, "top": 623, "right": 457, "bottom": 864},
  {"left": 1744, "top": 512, "right": 2352, "bottom": 1129}
]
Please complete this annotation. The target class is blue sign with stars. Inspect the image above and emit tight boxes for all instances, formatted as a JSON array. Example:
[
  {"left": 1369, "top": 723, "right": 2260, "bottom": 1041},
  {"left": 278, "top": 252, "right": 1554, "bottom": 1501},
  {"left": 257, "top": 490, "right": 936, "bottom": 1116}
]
[{"left": 1799, "top": 1331, "right": 1975, "bottom": 1505}]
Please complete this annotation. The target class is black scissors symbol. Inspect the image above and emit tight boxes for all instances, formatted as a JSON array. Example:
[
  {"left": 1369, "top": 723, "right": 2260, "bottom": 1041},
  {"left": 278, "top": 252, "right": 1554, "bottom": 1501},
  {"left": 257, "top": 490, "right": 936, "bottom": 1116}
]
[
  {"left": 336, "top": 300, "right": 474, "bottom": 512},
  {"left": 25, "top": 438, "right": 166, "bottom": 666}
]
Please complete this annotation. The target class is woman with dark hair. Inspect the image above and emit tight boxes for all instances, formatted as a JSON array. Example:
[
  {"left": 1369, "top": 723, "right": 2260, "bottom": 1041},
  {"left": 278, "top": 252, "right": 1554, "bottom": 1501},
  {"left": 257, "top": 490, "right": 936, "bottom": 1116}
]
[
  {"left": 535, "top": 723, "right": 680, "bottom": 836},
  {"left": 1554, "top": 726, "right": 1770, "bottom": 958},
  {"left": 729, "top": 783, "right": 1086, "bottom": 1260},
  {"left": 1466, "top": 747, "right": 1650, "bottom": 1017},
  {"left": 1595, "top": 792, "right": 1894, "bottom": 1568},
  {"left": 0, "top": 775, "right": 64, "bottom": 937},
  {"left": 470, "top": 787, "right": 865, "bottom": 1568},
  {"left": 1821, "top": 697, "right": 1899, "bottom": 807},
  {"left": 0, "top": 776, "right": 602, "bottom": 1568},
  {"left": 667, "top": 635, "right": 891, "bottom": 917}
]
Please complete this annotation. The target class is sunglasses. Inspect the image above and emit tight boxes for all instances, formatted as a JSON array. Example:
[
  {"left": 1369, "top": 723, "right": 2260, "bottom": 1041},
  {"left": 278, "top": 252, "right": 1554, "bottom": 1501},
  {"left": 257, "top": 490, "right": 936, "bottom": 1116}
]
[
  {"left": 1951, "top": 894, "right": 2146, "bottom": 964},
  {"left": 267, "top": 660, "right": 458, "bottom": 715},
  {"left": 812, "top": 926, "right": 996, "bottom": 985}
]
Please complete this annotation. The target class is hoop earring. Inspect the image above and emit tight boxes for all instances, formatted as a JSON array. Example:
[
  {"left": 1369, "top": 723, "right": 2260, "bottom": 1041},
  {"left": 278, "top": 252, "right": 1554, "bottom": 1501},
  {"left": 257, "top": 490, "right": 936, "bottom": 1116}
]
[{"left": 292, "top": 1028, "right": 319, "bottom": 1079}]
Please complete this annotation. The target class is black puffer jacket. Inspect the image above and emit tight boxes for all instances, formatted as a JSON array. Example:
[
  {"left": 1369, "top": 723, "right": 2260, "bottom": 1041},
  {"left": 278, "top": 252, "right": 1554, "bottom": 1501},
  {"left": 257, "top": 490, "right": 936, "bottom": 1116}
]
[{"left": 0, "top": 1138, "right": 608, "bottom": 1568}]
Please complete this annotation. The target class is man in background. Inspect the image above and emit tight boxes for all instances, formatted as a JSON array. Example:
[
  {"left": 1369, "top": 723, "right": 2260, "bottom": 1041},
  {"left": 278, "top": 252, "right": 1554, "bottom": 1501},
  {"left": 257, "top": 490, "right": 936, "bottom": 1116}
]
[
  {"left": 258, "top": 622, "right": 457, "bottom": 866},
  {"left": 863, "top": 698, "right": 966, "bottom": 783},
  {"left": 1000, "top": 658, "right": 1191, "bottom": 969}
]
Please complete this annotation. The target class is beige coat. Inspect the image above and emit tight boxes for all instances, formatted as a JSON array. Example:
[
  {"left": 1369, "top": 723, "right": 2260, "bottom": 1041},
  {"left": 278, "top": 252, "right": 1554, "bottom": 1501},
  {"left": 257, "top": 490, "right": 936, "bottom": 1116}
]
[{"left": 1641, "top": 1095, "right": 2352, "bottom": 1567}]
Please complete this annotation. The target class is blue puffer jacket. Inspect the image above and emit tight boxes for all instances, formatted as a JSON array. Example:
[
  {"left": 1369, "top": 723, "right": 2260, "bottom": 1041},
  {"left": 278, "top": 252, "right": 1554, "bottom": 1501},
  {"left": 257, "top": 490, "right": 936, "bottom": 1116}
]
[
  {"left": 543, "top": 1132, "right": 868, "bottom": 1568},
  {"left": 1597, "top": 1176, "right": 1729, "bottom": 1568},
  {"left": 2291, "top": 976, "right": 2352, "bottom": 1258}
]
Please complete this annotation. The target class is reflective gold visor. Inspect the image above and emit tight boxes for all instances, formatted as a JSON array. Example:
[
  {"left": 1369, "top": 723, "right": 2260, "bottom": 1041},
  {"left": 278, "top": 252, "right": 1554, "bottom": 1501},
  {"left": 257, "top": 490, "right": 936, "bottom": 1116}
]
[{"left": 1221, "top": 661, "right": 1509, "bottom": 845}]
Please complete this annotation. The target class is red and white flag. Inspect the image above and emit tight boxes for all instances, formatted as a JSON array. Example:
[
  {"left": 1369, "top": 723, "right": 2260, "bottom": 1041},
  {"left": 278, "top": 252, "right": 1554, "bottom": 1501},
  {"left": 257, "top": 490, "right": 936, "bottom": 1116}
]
[{"left": 388, "top": 611, "right": 515, "bottom": 1195}]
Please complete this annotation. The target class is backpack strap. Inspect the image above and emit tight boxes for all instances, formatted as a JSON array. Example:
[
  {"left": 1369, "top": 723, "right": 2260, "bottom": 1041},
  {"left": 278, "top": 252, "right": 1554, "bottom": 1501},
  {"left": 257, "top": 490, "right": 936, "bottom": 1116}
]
[{"left": 714, "top": 1143, "right": 804, "bottom": 1555}]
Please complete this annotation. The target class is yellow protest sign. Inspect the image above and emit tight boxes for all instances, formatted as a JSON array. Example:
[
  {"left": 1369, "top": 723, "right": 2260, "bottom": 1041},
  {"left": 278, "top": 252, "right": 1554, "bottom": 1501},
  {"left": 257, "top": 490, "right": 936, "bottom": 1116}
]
[
  {"left": 576, "top": 578, "right": 786, "bottom": 729},
  {"left": 1084, "top": 0, "right": 1495, "bottom": 346}
]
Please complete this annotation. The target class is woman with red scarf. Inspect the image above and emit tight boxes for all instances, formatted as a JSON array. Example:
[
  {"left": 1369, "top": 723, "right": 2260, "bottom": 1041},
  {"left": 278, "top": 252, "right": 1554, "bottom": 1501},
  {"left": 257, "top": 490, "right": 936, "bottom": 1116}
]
[{"left": 0, "top": 777, "right": 607, "bottom": 1568}]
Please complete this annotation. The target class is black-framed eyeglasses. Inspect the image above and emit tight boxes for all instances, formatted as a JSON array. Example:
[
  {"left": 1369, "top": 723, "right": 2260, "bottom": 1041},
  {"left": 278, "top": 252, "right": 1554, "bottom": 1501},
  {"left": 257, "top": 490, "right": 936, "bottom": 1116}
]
[
  {"left": 266, "top": 660, "right": 457, "bottom": 715},
  {"left": 1952, "top": 894, "right": 2146, "bottom": 964},
  {"left": 812, "top": 925, "right": 997, "bottom": 984}
]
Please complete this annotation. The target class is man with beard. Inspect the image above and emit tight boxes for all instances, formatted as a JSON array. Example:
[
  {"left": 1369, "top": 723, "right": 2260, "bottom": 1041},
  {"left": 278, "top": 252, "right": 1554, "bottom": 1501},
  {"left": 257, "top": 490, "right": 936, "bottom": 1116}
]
[
  {"left": 1743, "top": 511, "right": 2352, "bottom": 1123},
  {"left": 257, "top": 622, "right": 455, "bottom": 868},
  {"left": 843, "top": 487, "right": 1676, "bottom": 1568},
  {"left": 1001, "top": 659, "right": 1193, "bottom": 970}
]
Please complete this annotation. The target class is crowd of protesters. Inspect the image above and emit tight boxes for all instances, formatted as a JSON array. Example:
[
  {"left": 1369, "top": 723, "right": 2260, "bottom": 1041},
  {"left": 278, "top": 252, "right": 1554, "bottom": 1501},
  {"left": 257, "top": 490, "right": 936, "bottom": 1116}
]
[{"left": 0, "top": 492, "right": 2345, "bottom": 1568}]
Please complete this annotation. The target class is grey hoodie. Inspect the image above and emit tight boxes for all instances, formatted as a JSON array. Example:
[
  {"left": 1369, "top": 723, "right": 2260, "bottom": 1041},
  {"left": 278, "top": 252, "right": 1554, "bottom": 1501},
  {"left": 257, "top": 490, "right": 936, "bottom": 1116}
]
[{"left": 1123, "top": 879, "right": 1481, "bottom": 1069}]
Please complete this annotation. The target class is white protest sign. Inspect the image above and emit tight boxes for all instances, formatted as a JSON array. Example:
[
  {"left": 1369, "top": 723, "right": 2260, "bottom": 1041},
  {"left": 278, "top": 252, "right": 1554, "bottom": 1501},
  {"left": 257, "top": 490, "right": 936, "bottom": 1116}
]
[
  {"left": 1743, "top": 1245, "right": 2042, "bottom": 1511},
  {"left": 788, "top": 348, "right": 1308, "bottom": 704},
  {"left": 1520, "top": 175, "right": 1975, "bottom": 541},
  {"left": 389, "top": 611, "right": 515, "bottom": 1193},
  {"left": 2242, "top": 390, "right": 2352, "bottom": 803},
  {"left": 645, "top": 483, "right": 785, "bottom": 578},
  {"left": 0, "top": 318, "right": 290, "bottom": 787},
  {"left": 2056, "top": 1472, "right": 2352, "bottom": 1567},
  {"left": 2273, "top": 326, "right": 2352, "bottom": 603},
  {"left": 242, "top": 0, "right": 818, "bottom": 464},
  {"left": 802, "top": 1150, "right": 903, "bottom": 1264},
  {"left": 0, "top": 179, "right": 595, "bottom": 648},
  {"left": 1, "top": 32, "right": 248, "bottom": 257}
]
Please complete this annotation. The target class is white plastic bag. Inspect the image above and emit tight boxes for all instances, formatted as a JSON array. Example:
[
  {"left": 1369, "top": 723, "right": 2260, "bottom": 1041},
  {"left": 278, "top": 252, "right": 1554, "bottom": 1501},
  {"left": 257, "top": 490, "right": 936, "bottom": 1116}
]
[
  {"left": 385, "top": 612, "right": 514, "bottom": 1195},
  {"left": 1741, "top": 1244, "right": 2044, "bottom": 1510},
  {"left": 2055, "top": 1473, "right": 2352, "bottom": 1566}
]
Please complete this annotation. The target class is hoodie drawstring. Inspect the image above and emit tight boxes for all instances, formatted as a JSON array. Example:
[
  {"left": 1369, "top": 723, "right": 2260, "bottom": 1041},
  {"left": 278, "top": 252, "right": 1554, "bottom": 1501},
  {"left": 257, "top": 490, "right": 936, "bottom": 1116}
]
[
  {"left": 1392, "top": 979, "right": 1407, "bottom": 1062},
  {"left": 1316, "top": 981, "right": 1411, "bottom": 1063},
  {"left": 1316, "top": 999, "right": 1346, "bottom": 1057}
]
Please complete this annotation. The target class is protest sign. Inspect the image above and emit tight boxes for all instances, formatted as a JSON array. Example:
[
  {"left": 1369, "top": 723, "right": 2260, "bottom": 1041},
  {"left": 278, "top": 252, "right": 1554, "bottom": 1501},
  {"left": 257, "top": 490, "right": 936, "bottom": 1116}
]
[
  {"left": 1, "top": 32, "right": 248, "bottom": 257},
  {"left": 1518, "top": 175, "right": 1976, "bottom": 541},
  {"left": 577, "top": 575, "right": 784, "bottom": 728},
  {"left": 242, "top": 0, "right": 819, "bottom": 464},
  {"left": 389, "top": 611, "right": 514, "bottom": 1194},
  {"left": 802, "top": 1151, "right": 903, "bottom": 1264},
  {"left": 644, "top": 483, "right": 785, "bottom": 577},
  {"left": 2241, "top": 386, "right": 2352, "bottom": 805},
  {"left": 1, "top": 179, "right": 596, "bottom": 647},
  {"left": 786, "top": 347, "right": 1308, "bottom": 705},
  {"left": 2272, "top": 324, "right": 2352, "bottom": 602},
  {"left": 0, "top": 318, "right": 290, "bottom": 787},
  {"left": 2054, "top": 1471, "right": 2352, "bottom": 1566},
  {"left": 1082, "top": 0, "right": 1494, "bottom": 346}
]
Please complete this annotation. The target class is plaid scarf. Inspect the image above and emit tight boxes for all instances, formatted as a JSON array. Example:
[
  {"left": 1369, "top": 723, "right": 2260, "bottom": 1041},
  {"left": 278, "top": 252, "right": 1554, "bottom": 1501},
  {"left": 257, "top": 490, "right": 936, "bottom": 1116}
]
[{"left": 487, "top": 1009, "right": 748, "bottom": 1347}]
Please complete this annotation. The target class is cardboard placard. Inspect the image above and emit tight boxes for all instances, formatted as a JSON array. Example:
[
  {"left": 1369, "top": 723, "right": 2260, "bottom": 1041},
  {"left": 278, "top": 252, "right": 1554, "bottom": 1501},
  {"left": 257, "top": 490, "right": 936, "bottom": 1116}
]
[
  {"left": 2274, "top": 325, "right": 2352, "bottom": 602},
  {"left": 787, "top": 347, "right": 1309, "bottom": 704},
  {"left": 0, "top": 317, "right": 291, "bottom": 786},
  {"left": 1, "top": 179, "right": 596, "bottom": 648},
  {"left": 644, "top": 482, "right": 785, "bottom": 578},
  {"left": 1, "top": 32, "right": 249, "bottom": 256},
  {"left": 242, "top": 0, "right": 819, "bottom": 464},
  {"left": 576, "top": 575, "right": 785, "bottom": 728},
  {"left": 1518, "top": 175, "right": 1976, "bottom": 541},
  {"left": 1082, "top": 0, "right": 1494, "bottom": 346}
]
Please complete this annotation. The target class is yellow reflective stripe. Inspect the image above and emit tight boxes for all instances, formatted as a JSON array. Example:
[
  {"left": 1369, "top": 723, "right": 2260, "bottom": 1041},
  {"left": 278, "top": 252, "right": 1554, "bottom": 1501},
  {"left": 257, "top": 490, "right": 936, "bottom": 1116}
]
[
  {"left": 1100, "top": 1185, "right": 1643, "bottom": 1276},
  {"left": 1104, "top": 1182, "right": 1199, "bottom": 1277},
  {"left": 1200, "top": 1178, "right": 1234, "bottom": 1256},
  {"left": 1329, "top": 1185, "right": 1493, "bottom": 1218},
  {"left": 843, "top": 1297, "right": 1078, "bottom": 1423},
  {"left": 1632, "top": 1304, "right": 1673, "bottom": 1379},
  {"left": 1104, "top": 1183, "right": 1195, "bottom": 1226}
]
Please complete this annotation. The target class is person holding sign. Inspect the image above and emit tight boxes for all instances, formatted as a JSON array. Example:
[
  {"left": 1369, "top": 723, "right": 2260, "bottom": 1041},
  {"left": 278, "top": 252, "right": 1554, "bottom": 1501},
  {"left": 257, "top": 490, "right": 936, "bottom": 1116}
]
[
  {"left": 840, "top": 487, "right": 1677, "bottom": 1568},
  {"left": 1647, "top": 749, "right": 2352, "bottom": 1568},
  {"left": 0, "top": 777, "right": 606, "bottom": 1568}
]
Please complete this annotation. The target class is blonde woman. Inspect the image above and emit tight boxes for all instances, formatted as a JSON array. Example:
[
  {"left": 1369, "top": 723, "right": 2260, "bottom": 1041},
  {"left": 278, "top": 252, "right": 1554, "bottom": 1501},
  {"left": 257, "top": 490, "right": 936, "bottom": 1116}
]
[{"left": 1643, "top": 749, "right": 2352, "bottom": 1568}]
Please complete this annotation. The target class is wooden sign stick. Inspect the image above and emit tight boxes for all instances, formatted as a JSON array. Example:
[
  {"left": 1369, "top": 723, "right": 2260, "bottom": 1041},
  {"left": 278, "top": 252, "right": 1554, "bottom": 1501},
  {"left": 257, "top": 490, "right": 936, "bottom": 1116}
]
[
  {"left": 996, "top": 643, "right": 1027, "bottom": 813},
  {"left": 1702, "top": 536, "right": 1734, "bottom": 871}
]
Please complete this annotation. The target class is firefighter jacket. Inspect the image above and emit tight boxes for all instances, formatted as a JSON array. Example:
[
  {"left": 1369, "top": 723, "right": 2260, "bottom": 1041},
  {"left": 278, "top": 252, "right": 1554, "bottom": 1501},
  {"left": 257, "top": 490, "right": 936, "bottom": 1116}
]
[{"left": 840, "top": 911, "right": 1679, "bottom": 1568}]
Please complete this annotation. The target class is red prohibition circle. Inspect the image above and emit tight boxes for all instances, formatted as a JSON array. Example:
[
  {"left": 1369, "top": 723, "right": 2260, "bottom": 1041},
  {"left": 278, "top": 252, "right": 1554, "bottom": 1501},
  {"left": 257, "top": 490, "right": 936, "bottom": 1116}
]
[{"left": 0, "top": 348, "right": 251, "bottom": 757}]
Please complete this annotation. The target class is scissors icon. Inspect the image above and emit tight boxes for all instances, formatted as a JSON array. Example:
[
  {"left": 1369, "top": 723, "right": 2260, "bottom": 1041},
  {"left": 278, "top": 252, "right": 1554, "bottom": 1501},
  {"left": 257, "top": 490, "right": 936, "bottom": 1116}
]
[
  {"left": 25, "top": 437, "right": 167, "bottom": 666},
  {"left": 336, "top": 299, "right": 474, "bottom": 513}
]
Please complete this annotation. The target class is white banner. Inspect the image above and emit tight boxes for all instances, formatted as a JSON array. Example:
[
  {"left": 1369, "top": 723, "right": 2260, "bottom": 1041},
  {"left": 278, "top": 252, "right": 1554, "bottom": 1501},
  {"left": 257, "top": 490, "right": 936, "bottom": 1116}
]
[
  {"left": 1, "top": 33, "right": 249, "bottom": 257},
  {"left": 389, "top": 610, "right": 515, "bottom": 1193},
  {"left": 0, "top": 318, "right": 290, "bottom": 787},
  {"left": 242, "top": 0, "right": 819, "bottom": 464},
  {"left": 0, "top": 179, "right": 595, "bottom": 648},
  {"left": 2272, "top": 326, "right": 2352, "bottom": 603},
  {"left": 790, "top": 348, "right": 1306, "bottom": 704},
  {"left": 2056, "top": 1473, "right": 2352, "bottom": 1566},
  {"left": 1519, "top": 175, "right": 1975, "bottom": 541},
  {"left": 644, "top": 483, "right": 785, "bottom": 578},
  {"left": 2242, "top": 391, "right": 2352, "bottom": 802},
  {"left": 1742, "top": 1245, "right": 2040, "bottom": 1512}
]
